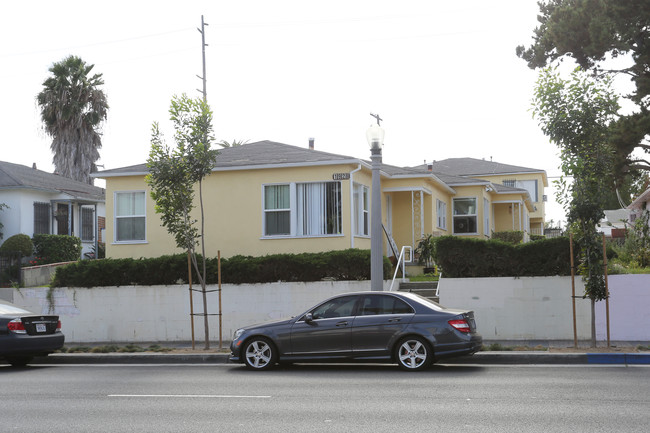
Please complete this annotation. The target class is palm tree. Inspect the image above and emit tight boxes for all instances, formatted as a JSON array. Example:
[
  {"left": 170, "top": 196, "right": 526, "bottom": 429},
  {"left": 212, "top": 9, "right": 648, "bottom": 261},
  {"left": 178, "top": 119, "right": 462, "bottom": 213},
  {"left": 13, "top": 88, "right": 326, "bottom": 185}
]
[
  {"left": 37, "top": 55, "right": 108, "bottom": 185},
  {"left": 217, "top": 139, "right": 249, "bottom": 148}
]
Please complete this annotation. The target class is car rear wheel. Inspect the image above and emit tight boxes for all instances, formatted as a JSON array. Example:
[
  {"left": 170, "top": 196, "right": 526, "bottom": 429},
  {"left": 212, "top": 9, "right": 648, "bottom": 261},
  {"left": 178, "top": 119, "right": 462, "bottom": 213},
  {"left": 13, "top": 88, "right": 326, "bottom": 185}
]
[
  {"left": 395, "top": 337, "right": 433, "bottom": 371},
  {"left": 6, "top": 356, "right": 33, "bottom": 367},
  {"left": 243, "top": 337, "right": 277, "bottom": 370}
]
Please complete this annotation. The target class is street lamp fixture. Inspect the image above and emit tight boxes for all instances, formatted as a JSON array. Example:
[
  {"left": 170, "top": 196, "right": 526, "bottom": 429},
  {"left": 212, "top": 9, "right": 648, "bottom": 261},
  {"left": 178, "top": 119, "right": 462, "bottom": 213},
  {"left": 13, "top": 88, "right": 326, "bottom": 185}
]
[{"left": 367, "top": 120, "right": 385, "bottom": 291}]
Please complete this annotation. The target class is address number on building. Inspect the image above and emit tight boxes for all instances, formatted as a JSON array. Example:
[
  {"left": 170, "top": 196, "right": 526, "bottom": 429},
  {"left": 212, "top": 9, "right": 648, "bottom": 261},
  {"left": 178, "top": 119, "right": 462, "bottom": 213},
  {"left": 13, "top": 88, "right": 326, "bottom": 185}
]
[{"left": 332, "top": 173, "right": 350, "bottom": 180}]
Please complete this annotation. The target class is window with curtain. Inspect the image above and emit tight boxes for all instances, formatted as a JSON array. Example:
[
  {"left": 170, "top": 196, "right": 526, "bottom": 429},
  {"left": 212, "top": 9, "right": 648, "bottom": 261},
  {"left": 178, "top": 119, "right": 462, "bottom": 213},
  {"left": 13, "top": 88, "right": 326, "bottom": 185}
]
[
  {"left": 263, "top": 181, "right": 342, "bottom": 237},
  {"left": 264, "top": 184, "right": 291, "bottom": 235},
  {"left": 453, "top": 197, "right": 477, "bottom": 234},
  {"left": 115, "top": 191, "right": 146, "bottom": 242},
  {"left": 297, "top": 182, "right": 341, "bottom": 236},
  {"left": 354, "top": 183, "right": 369, "bottom": 236}
]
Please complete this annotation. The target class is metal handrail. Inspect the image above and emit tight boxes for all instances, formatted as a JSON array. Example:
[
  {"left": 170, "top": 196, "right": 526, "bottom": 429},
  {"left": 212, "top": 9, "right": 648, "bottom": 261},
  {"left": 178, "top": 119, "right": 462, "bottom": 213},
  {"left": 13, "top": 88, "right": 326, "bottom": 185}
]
[{"left": 389, "top": 246, "right": 412, "bottom": 291}]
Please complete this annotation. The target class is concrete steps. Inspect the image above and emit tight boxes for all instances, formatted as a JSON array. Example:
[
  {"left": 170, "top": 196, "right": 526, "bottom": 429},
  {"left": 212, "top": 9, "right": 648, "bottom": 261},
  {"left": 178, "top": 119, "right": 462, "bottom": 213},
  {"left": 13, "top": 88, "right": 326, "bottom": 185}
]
[{"left": 398, "top": 281, "right": 439, "bottom": 303}]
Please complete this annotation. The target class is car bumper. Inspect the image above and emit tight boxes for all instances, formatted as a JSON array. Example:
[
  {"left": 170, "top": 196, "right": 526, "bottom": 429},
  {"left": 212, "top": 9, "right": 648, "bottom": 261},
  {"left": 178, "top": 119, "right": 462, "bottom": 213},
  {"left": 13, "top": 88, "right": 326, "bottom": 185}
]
[{"left": 0, "top": 333, "right": 65, "bottom": 358}]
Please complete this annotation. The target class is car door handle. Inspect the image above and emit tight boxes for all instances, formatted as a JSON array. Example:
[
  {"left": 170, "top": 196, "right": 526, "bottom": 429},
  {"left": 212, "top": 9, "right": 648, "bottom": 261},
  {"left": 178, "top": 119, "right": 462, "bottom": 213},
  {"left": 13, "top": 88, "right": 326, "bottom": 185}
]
[
  {"left": 388, "top": 318, "right": 402, "bottom": 323},
  {"left": 336, "top": 321, "right": 349, "bottom": 327}
]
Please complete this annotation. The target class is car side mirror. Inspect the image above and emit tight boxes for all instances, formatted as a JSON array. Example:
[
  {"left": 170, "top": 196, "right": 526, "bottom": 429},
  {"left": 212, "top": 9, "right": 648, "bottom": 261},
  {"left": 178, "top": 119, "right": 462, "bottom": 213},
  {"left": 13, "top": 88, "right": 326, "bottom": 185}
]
[{"left": 304, "top": 313, "right": 313, "bottom": 323}]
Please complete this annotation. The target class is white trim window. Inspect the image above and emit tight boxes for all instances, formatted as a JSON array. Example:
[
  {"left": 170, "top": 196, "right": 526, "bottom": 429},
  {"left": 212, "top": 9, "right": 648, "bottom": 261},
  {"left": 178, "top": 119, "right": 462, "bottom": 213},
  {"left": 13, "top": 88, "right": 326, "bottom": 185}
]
[
  {"left": 264, "top": 184, "right": 291, "bottom": 235},
  {"left": 453, "top": 197, "right": 478, "bottom": 234},
  {"left": 263, "top": 181, "right": 342, "bottom": 237},
  {"left": 436, "top": 199, "right": 447, "bottom": 230},
  {"left": 484, "top": 198, "right": 490, "bottom": 236},
  {"left": 354, "top": 183, "right": 369, "bottom": 236},
  {"left": 503, "top": 179, "right": 538, "bottom": 202},
  {"left": 115, "top": 191, "right": 146, "bottom": 242}
]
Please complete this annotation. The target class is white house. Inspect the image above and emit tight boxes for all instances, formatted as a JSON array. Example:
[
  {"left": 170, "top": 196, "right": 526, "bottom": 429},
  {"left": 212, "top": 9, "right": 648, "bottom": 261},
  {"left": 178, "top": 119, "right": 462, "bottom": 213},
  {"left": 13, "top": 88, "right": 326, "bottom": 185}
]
[{"left": 0, "top": 161, "right": 105, "bottom": 258}]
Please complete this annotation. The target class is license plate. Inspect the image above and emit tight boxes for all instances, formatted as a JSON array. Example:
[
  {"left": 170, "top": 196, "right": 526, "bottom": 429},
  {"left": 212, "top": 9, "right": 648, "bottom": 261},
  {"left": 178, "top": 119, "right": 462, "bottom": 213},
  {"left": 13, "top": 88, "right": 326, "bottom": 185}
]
[{"left": 36, "top": 324, "right": 46, "bottom": 333}]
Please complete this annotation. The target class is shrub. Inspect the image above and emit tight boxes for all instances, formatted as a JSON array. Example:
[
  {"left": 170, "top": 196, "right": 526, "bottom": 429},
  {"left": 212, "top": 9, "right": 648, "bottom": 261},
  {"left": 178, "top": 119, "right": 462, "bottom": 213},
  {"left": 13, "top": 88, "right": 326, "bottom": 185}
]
[
  {"left": 51, "top": 250, "right": 392, "bottom": 287},
  {"left": 492, "top": 231, "right": 524, "bottom": 244},
  {"left": 32, "top": 234, "right": 81, "bottom": 264},
  {"left": 0, "top": 234, "right": 33, "bottom": 257},
  {"left": 433, "top": 235, "right": 575, "bottom": 278}
]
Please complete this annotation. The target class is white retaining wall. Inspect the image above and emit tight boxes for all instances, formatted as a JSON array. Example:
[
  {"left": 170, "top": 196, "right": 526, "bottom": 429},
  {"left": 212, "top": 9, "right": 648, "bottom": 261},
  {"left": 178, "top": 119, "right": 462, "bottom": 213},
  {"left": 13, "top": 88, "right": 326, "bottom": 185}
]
[
  {"left": 3, "top": 281, "right": 384, "bottom": 343},
  {"left": 439, "top": 275, "right": 650, "bottom": 341},
  {"left": 2, "top": 275, "right": 648, "bottom": 344}
]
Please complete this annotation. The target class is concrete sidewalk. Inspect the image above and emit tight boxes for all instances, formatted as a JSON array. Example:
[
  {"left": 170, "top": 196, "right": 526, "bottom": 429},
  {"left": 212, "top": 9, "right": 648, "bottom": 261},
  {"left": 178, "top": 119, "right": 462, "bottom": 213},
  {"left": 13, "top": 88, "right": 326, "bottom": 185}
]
[{"left": 28, "top": 350, "right": 650, "bottom": 366}]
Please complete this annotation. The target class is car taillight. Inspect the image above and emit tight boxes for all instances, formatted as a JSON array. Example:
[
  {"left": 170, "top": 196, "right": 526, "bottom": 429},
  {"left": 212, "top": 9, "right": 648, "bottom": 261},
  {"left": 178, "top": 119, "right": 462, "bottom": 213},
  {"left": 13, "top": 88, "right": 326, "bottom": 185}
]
[
  {"left": 7, "top": 318, "right": 27, "bottom": 334},
  {"left": 56, "top": 320, "right": 62, "bottom": 332},
  {"left": 448, "top": 319, "right": 471, "bottom": 333}
]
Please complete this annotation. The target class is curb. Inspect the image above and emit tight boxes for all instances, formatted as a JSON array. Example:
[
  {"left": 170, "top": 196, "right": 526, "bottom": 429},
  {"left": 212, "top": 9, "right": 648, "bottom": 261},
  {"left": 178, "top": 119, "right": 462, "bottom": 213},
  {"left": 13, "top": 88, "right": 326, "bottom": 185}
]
[{"left": 28, "top": 351, "right": 650, "bottom": 365}]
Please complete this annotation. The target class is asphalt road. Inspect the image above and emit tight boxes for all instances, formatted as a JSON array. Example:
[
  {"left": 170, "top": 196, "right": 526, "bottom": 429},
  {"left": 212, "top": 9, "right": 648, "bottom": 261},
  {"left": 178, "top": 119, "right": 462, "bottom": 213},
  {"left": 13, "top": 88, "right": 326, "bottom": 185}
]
[{"left": 2, "top": 363, "right": 649, "bottom": 432}]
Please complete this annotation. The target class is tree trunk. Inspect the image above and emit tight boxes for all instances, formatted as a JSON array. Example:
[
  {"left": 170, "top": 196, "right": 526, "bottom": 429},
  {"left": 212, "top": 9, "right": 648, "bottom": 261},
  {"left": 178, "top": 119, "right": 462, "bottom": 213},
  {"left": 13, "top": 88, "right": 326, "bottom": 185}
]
[{"left": 590, "top": 298, "right": 596, "bottom": 348}]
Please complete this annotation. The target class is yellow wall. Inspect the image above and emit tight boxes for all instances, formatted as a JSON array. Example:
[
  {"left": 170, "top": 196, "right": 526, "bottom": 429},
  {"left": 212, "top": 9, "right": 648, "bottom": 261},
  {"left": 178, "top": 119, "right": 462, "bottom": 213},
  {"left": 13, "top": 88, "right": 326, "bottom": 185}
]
[
  {"left": 106, "top": 163, "right": 372, "bottom": 259},
  {"left": 473, "top": 172, "right": 546, "bottom": 222},
  {"left": 103, "top": 164, "right": 544, "bottom": 260}
]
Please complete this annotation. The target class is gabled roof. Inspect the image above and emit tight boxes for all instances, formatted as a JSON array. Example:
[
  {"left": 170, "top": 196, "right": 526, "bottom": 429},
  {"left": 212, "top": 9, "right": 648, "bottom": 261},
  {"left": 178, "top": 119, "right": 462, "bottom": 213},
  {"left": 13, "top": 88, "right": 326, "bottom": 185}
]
[
  {"left": 416, "top": 157, "right": 546, "bottom": 177},
  {"left": 0, "top": 161, "right": 105, "bottom": 202}
]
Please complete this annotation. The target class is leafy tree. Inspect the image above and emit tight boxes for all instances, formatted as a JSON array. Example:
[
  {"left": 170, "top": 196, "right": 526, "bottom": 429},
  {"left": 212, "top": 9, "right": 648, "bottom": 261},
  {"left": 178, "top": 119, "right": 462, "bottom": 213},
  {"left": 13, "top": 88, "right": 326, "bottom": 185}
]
[
  {"left": 532, "top": 66, "right": 619, "bottom": 346},
  {"left": 517, "top": 0, "right": 650, "bottom": 180},
  {"left": 37, "top": 55, "right": 108, "bottom": 185},
  {"left": 146, "top": 94, "right": 219, "bottom": 349}
]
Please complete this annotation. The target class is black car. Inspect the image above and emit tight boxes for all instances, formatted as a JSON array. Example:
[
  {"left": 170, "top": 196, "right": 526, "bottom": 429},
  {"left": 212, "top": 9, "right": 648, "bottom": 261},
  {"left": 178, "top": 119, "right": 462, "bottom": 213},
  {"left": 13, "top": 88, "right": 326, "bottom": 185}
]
[
  {"left": 0, "top": 299, "right": 65, "bottom": 367},
  {"left": 230, "top": 291, "right": 482, "bottom": 371}
]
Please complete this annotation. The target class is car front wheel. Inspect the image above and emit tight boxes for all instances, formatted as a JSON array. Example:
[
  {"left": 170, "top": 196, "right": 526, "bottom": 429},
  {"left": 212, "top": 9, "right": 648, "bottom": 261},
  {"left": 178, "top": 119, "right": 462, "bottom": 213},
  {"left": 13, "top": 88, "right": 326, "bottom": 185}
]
[
  {"left": 395, "top": 337, "right": 433, "bottom": 371},
  {"left": 243, "top": 338, "right": 277, "bottom": 370}
]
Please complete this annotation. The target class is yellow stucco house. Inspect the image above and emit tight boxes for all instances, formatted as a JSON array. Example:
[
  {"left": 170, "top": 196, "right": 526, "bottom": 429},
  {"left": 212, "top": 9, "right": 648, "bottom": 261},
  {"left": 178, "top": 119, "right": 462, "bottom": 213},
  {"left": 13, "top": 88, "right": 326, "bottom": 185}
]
[{"left": 96, "top": 141, "right": 547, "bottom": 260}]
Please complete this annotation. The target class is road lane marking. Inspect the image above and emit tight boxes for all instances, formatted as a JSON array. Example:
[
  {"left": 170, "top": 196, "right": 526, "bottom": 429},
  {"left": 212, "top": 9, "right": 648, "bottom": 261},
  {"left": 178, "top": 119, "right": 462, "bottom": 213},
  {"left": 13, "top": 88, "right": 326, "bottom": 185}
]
[{"left": 108, "top": 394, "right": 271, "bottom": 398}]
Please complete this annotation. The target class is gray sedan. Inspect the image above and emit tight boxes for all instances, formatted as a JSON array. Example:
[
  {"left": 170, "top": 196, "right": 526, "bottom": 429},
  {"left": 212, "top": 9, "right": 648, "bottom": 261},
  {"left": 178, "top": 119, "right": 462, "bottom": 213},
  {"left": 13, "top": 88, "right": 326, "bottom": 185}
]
[{"left": 230, "top": 291, "right": 482, "bottom": 371}]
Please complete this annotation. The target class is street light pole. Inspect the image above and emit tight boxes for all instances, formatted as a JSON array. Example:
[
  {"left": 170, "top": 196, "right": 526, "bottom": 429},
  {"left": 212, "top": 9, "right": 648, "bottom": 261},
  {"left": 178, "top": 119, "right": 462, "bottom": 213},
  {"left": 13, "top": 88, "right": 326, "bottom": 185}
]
[{"left": 367, "top": 118, "right": 385, "bottom": 291}]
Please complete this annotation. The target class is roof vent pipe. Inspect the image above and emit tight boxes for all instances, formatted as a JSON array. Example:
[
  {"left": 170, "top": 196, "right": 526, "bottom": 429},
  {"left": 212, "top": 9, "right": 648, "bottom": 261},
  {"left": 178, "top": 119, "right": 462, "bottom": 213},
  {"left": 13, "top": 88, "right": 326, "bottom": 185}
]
[{"left": 309, "top": 137, "right": 315, "bottom": 150}]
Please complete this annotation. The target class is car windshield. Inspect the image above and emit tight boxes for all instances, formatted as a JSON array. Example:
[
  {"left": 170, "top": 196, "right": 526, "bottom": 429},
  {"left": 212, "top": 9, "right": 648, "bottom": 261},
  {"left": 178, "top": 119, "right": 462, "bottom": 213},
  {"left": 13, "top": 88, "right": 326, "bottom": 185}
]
[{"left": 0, "top": 302, "right": 31, "bottom": 315}]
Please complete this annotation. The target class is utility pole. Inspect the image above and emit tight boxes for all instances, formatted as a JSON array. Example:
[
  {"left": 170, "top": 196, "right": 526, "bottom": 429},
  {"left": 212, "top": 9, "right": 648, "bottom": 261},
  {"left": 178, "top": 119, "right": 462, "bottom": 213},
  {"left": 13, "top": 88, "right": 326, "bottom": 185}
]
[{"left": 197, "top": 15, "right": 208, "bottom": 101}]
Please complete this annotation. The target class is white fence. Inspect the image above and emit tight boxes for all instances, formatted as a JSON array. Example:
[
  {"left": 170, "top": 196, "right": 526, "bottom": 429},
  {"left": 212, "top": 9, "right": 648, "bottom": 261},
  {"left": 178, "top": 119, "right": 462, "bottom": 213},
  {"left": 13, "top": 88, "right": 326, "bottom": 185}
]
[{"left": 2, "top": 275, "right": 648, "bottom": 344}]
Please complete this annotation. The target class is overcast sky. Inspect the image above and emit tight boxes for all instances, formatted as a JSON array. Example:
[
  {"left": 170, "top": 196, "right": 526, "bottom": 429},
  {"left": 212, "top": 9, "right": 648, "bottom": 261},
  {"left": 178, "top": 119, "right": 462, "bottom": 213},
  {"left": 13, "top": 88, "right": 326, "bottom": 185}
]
[{"left": 1, "top": 0, "right": 574, "bottom": 224}]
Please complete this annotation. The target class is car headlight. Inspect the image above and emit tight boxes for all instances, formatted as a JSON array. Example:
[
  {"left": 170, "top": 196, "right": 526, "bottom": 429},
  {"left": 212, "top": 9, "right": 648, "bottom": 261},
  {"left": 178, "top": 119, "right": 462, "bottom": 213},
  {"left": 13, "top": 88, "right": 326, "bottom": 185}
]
[{"left": 233, "top": 329, "right": 244, "bottom": 340}]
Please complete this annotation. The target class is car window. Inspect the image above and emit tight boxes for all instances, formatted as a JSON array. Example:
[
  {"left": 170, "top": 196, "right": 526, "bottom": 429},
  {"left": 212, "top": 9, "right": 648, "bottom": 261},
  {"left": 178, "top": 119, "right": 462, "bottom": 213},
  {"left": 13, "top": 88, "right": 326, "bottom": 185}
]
[
  {"left": 359, "top": 295, "right": 414, "bottom": 315},
  {"left": 311, "top": 295, "right": 358, "bottom": 319}
]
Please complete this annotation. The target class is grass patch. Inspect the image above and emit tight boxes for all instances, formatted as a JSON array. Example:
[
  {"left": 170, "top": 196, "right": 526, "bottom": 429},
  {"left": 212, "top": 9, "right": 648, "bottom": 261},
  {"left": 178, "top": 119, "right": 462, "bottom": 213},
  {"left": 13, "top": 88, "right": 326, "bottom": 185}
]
[
  {"left": 58, "top": 344, "right": 176, "bottom": 353},
  {"left": 481, "top": 343, "right": 547, "bottom": 352},
  {"left": 407, "top": 274, "right": 439, "bottom": 282},
  {"left": 637, "top": 345, "right": 650, "bottom": 351}
]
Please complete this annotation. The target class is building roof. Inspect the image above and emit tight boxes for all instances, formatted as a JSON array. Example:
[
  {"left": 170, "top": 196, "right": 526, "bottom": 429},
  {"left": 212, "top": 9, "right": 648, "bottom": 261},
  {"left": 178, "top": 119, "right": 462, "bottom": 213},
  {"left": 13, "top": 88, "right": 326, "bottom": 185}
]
[
  {"left": 95, "top": 142, "right": 544, "bottom": 201},
  {"left": 97, "top": 141, "right": 359, "bottom": 177},
  {"left": 628, "top": 187, "right": 650, "bottom": 211},
  {"left": 416, "top": 157, "right": 546, "bottom": 177},
  {"left": 0, "top": 161, "right": 105, "bottom": 202}
]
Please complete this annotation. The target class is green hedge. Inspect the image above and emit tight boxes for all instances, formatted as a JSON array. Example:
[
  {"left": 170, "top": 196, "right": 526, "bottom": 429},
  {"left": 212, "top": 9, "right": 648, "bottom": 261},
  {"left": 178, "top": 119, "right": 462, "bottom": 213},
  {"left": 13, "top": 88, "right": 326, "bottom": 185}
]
[
  {"left": 433, "top": 236, "right": 576, "bottom": 278},
  {"left": 33, "top": 234, "right": 82, "bottom": 264},
  {"left": 51, "top": 249, "right": 392, "bottom": 288}
]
